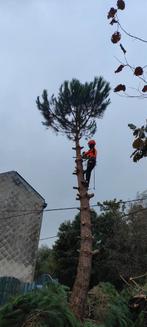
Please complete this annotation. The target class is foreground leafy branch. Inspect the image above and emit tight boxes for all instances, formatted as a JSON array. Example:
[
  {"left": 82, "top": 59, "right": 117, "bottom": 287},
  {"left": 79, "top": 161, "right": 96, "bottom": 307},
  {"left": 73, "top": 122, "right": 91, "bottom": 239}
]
[
  {"left": 107, "top": 1, "right": 147, "bottom": 97},
  {"left": 128, "top": 122, "right": 147, "bottom": 162}
]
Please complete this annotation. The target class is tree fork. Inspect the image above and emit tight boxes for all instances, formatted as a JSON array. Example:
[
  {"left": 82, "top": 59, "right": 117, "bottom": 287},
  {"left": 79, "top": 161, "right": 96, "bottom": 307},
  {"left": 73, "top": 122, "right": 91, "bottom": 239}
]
[{"left": 70, "top": 138, "right": 93, "bottom": 320}]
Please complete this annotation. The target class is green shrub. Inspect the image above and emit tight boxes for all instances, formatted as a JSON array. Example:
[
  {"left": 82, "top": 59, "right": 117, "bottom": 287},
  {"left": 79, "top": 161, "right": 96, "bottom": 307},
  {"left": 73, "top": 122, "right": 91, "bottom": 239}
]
[
  {"left": 0, "top": 283, "right": 80, "bottom": 327},
  {"left": 83, "top": 321, "right": 100, "bottom": 327},
  {"left": 87, "top": 282, "right": 134, "bottom": 327}
]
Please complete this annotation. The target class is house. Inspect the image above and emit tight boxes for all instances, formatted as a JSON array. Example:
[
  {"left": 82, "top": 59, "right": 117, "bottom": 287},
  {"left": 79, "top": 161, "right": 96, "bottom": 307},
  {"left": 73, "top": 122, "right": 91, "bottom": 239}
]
[{"left": 0, "top": 171, "right": 46, "bottom": 283}]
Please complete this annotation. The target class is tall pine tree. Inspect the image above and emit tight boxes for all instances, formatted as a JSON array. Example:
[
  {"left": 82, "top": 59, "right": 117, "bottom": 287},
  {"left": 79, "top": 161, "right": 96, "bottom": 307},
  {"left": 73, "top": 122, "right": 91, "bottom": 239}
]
[{"left": 36, "top": 77, "right": 110, "bottom": 319}]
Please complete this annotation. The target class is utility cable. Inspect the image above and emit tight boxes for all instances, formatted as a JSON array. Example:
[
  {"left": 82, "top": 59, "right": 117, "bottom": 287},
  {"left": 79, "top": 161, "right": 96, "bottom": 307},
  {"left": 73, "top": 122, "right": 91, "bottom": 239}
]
[
  {"left": 39, "top": 206, "right": 147, "bottom": 242},
  {"left": 0, "top": 196, "right": 146, "bottom": 221},
  {"left": 39, "top": 235, "right": 58, "bottom": 241}
]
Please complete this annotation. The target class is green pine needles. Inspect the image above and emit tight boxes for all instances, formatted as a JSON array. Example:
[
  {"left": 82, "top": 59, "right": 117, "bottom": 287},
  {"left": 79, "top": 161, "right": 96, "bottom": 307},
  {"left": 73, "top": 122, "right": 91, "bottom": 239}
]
[
  {"left": 0, "top": 284, "right": 80, "bottom": 327},
  {"left": 0, "top": 282, "right": 145, "bottom": 327},
  {"left": 36, "top": 77, "right": 110, "bottom": 140},
  {"left": 87, "top": 283, "right": 134, "bottom": 327}
]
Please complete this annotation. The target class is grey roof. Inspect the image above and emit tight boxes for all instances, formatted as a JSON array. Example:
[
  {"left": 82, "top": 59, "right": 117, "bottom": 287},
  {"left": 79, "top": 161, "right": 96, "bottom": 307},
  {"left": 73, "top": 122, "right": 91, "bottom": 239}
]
[{"left": 0, "top": 171, "right": 46, "bottom": 204}]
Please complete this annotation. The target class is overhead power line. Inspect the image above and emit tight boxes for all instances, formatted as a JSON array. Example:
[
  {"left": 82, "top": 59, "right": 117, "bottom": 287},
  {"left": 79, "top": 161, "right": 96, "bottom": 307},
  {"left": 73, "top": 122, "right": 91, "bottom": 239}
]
[
  {"left": 0, "top": 196, "right": 146, "bottom": 221},
  {"left": 121, "top": 207, "right": 147, "bottom": 219},
  {"left": 40, "top": 235, "right": 58, "bottom": 241},
  {"left": 39, "top": 206, "right": 147, "bottom": 242},
  {"left": 0, "top": 197, "right": 146, "bottom": 242},
  {"left": 1, "top": 196, "right": 147, "bottom": 214}
]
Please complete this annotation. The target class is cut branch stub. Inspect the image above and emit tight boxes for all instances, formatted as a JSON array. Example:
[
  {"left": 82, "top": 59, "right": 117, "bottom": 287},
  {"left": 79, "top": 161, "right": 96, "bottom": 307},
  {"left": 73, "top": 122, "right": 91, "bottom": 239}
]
[
  {"left": 134, "top": 66, "right": 143, "bottom": 76},
  {"left": 142, "top": 85, "right": 147, "bottom": 93},
  {"left": 107, "top": 7, "right": 117, "bottom": 19},
  {"left": 115, "top": 64, "right": 125, "bottom": 73},
  {"left": 81, "top": 207, "right": 89, "bottom": 211},
  {"left": 87, "top": 193, "right": 94, "bottom": 199},
  {"left": 73, "top": 169, "right": 79, "bottom": 175},
  {"left": 73, "top": 186, "right": 79, "bottom": 190},
  {"left": 114, "top": 84, "right": 126, "bottom": 92},
  {"left": 111, "top": 32, "right": 121, "bottom": 44},
  {"left": 117, "top": 0, "right": 125, "bottom": 10}
]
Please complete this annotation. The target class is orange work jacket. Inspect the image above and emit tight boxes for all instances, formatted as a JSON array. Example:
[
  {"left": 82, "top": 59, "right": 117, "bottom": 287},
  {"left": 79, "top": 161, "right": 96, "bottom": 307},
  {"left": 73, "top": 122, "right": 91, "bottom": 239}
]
[{"left": 84, "top": 148, "right": 97, "bottom": 159}]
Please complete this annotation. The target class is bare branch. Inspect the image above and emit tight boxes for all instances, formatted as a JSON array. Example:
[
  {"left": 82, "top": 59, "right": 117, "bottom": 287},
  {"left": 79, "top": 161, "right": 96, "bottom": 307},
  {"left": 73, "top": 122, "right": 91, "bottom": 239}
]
[
  {"left": 117, "top": 92, "right": 147, "bottom": 99},
  {"left": 117, "top": 20, "right": 147, "bottom": 44}
]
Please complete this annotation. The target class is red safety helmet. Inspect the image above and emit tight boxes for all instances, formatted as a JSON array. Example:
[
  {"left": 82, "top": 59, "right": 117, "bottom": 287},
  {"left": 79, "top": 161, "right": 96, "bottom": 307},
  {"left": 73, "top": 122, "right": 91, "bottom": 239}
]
[{"left": 88, "top": 140, "right": 96, "bottom": 146}]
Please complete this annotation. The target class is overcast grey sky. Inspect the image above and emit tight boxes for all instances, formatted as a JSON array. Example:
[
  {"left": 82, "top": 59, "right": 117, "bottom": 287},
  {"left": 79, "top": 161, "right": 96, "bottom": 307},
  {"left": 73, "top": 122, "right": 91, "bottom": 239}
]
[{"left": 0, "top": 0, "right": 147, "bottom": 247}]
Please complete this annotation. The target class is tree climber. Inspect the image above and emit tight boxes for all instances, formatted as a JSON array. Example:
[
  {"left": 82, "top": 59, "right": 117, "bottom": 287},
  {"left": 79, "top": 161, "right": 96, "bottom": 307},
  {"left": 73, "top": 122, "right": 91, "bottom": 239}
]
[{"left": 82, "top": 140, "right": 97, "bottom": 187}]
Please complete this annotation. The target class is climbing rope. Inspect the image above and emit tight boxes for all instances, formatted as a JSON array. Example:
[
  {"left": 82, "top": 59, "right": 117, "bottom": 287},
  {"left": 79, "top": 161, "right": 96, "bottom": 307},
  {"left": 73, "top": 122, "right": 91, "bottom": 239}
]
[{"left": 93, "top": 166, "right": 96, "bottom": 190}]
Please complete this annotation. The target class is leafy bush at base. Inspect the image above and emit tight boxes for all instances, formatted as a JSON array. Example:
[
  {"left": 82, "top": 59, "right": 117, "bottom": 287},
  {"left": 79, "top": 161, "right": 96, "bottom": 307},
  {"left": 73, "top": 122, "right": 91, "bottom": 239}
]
[
  {"left": 0, "top": 283, "right": 80, "bottom": 327},
  {"left": 87, "top": 282, "right": 134, "bottom": 327},
  {"left": 0, "top": 281, "right": 145, "bottom": 327}
]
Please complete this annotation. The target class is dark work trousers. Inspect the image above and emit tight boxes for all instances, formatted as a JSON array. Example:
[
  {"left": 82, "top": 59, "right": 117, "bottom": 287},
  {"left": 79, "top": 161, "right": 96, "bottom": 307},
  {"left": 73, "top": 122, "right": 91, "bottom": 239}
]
[{"left": 85, "top": 158, "right": 96, "bottom": 187}]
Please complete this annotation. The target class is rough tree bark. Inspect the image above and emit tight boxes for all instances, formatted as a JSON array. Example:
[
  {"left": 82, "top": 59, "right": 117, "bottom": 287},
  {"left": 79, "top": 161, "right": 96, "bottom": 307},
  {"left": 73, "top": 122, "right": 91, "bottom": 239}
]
[{"left": 70, "top": 137, "right": 93, "bottom": 320}]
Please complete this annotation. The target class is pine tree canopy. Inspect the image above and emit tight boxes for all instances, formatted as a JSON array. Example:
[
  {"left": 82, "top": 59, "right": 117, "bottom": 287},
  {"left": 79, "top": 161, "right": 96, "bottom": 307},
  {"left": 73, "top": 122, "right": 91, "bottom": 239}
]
[{"left": 36, "top": 77, "right": 111, "bottom": 140}]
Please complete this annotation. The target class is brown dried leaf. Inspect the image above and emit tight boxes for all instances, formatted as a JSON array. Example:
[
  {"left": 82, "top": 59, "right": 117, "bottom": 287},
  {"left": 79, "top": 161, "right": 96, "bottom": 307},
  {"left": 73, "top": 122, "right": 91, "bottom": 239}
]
[
  {"left": 132, "top": 138, "right": 144, "bottom": 150},
  {"left": 134, "top": 66, "right": 143, "bottom": 76},
  {"left": 142, "top": 85, "right": 147, "bottom": 92},
  {"left": 117, "top": 0, "right": 125, "bottom": 10},
  {"left": 107, "top": 7, "right": 117, "bottom": 19},
  {"left": 114, "top": 84, "right": 126, "bottom": 92},
  {"left": 115, "top": 64, "right": 125, "bottom": 73},
  {"left": 111, "top": 32, "right": 121, "bottom": 44},
  {"left": 120, "top": 43, "right": 126, "bottom": 54}
]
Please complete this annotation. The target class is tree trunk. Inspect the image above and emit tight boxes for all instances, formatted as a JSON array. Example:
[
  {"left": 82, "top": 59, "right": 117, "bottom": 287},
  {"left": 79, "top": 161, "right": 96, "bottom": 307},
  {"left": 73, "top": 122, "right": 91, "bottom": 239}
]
[{"left": 70, "top": 139, "right": 93, "bottom": 320}]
